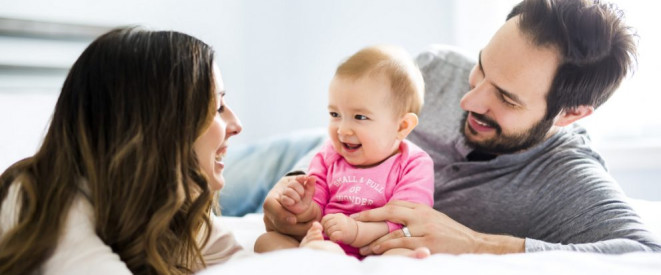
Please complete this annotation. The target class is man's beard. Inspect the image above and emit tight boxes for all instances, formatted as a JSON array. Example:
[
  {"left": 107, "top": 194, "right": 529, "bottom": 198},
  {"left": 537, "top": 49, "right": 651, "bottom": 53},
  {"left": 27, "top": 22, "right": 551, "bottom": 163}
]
[{"left": 460, "top": 111, "right": 554, "bottom": 155}]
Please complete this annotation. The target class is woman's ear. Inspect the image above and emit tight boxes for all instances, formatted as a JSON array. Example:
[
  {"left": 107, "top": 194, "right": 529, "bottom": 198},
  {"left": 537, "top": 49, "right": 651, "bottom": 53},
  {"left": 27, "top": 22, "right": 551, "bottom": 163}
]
[
  {"left": 397, "top": 113, "right": 419, "bottom": 140},
  {"left": 553, "top": 105, "right": 594, "bottom": 127}
]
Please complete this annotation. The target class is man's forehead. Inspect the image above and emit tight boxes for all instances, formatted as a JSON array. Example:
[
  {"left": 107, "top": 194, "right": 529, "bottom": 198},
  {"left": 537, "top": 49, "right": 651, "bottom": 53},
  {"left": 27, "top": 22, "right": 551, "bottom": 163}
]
[{"left": 480, "top": 18, "right": 560, "bottom": 102}]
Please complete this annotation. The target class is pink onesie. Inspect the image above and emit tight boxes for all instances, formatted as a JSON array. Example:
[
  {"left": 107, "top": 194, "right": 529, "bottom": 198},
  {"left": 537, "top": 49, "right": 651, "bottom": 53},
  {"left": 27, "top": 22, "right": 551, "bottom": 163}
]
[{"left": 309, "top": 139, "right": 434, "bottom": 259}]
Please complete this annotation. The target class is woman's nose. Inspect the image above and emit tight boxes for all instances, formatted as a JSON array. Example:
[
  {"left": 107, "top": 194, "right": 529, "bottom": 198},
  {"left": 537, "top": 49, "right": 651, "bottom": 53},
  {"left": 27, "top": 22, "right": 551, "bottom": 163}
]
[{"left": 226, "top": 108, "right": 242, "bottom": 137}]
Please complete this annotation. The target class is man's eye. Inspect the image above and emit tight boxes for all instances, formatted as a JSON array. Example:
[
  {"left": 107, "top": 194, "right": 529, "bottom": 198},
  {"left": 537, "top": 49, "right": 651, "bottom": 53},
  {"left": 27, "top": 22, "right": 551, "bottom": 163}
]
[
  {"left": 355, "top": 115, "right": 368, "bottom": 120},
  {"left": 329, "top": 112, "right": 339, "bottom": 118},
  {"left": 498, "top": 94, "right": 517, "bottom": 107}
]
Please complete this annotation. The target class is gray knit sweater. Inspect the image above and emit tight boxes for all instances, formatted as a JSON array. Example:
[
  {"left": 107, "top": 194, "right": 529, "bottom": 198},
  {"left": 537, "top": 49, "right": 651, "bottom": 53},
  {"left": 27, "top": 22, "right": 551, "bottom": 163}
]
[{"left": 409, "top": 45, "right": 661, "bottom": 253}]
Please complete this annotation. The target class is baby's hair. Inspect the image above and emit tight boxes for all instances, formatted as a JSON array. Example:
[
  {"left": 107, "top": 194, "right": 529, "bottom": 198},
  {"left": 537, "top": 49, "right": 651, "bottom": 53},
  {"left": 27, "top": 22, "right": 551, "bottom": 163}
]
[{"left": 335, "top": 45, "right": 425, "bottom": 116}]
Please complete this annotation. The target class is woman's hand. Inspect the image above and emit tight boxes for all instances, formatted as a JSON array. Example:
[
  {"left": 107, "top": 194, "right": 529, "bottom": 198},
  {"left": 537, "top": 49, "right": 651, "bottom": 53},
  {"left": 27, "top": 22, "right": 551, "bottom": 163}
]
[{"left": 351, "top": 200, "right": 525, "bottom": 255}]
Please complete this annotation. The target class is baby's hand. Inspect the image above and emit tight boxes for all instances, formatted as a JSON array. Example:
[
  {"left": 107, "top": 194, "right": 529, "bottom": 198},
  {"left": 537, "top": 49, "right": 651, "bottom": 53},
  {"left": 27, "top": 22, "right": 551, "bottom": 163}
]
[
  {"left": 279, "top": 175, "right": 315, "bottom": 215},
  {"left": 321, "top": 213, "right": 358, "bottom": 246}
]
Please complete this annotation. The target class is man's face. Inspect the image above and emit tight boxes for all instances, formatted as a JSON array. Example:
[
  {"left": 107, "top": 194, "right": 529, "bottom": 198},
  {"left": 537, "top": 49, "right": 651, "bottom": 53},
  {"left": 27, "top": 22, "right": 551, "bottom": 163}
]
[{"left": 459, "top": 16, "right": 561, "bottom": 154}]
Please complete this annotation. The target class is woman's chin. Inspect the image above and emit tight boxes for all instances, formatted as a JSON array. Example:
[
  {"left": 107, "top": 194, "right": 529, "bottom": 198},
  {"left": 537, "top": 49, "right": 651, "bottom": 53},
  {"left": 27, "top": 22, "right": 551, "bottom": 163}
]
[{"left": 210, "top": 175, "right": 224, "bottom": 191}]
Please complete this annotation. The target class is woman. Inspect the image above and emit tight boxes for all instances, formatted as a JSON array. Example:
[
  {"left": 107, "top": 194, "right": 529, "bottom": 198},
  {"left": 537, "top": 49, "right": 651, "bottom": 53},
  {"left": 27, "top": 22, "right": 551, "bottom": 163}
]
[{"left": 0, "top": 27, "right": 245, "bottom": 274}]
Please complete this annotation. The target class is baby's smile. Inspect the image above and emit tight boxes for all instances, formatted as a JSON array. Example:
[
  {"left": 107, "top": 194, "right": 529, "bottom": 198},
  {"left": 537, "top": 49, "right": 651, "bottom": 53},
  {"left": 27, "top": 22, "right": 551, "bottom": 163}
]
[{"left": 342, "top": 142, "right": 362, "bottom": 151}]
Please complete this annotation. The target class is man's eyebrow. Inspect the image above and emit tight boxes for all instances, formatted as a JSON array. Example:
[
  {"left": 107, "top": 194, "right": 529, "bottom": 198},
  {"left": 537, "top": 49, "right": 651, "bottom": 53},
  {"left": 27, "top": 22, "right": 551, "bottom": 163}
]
[{"left": 478, "top": 51, "right": 524, "bottom": 106}]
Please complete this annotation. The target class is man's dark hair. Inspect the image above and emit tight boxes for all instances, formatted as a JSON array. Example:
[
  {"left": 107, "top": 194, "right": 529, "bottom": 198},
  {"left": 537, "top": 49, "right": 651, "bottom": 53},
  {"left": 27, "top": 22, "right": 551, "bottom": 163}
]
[{"left": 508, "top": 0, "right": 637, "bottom": 120}]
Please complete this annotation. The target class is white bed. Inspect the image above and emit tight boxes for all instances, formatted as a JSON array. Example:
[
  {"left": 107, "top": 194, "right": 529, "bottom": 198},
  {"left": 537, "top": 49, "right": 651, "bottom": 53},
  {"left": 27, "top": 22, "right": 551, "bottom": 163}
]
[{"left": 201, "top": 198, "right": 661, "bottom": 275}]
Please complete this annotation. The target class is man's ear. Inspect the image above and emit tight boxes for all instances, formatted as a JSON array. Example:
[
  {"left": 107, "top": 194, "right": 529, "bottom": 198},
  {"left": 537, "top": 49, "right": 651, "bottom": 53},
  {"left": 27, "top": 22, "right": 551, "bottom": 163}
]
[
  {"left": 397, "top": 113, "right": 419, "bottom": 140},
  {"left": 553, "top": 105, "right": 594, "bottom": 127}
]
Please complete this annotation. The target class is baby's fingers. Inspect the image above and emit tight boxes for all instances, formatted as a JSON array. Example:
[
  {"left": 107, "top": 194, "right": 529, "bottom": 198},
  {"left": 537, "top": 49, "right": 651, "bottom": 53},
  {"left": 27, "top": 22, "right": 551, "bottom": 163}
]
[
  {"left": 286, "top": 180, "right": 306, "bottom": 197},
  {"left": 281, "top": 188, "right": 302, "bottom": 205}
]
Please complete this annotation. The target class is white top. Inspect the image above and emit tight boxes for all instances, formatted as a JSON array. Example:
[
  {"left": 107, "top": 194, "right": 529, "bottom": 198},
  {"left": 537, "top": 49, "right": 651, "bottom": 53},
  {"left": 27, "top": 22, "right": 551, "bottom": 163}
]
[{"left": 0, "top": 182, "right": 250, "bottom": 274}]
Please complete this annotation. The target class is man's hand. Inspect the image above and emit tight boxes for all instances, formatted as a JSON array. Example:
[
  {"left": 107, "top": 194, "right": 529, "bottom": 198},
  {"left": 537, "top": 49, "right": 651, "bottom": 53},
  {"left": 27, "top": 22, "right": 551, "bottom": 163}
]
[
  {"left": 351, "top": 200, "right": 525, "bottom": 255},
  {"left": 263, "top": 175, "right": 317, "bottom": 239}
]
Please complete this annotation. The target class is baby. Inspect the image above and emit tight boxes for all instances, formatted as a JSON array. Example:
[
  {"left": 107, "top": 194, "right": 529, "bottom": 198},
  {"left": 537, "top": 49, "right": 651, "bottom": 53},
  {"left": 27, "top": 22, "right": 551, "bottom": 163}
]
[{"left": 259, "top": 45, "right": 434, "bottom": 259}]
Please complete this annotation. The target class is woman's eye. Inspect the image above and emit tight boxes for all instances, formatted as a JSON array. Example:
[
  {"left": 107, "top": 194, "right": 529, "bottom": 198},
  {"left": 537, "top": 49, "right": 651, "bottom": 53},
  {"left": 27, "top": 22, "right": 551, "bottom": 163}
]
[
  {"left": 329, "top": 112, "right": 339, "bottom": 118},
  {"left": 217, "top": 105, "right": 225, "bottom": 113},
  {"left": 355, "top": 115, "right": 368, "bottom": 120}
]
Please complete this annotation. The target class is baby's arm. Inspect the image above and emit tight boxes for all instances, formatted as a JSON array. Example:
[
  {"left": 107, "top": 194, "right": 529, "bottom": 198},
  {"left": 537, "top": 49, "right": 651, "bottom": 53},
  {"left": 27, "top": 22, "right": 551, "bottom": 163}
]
[
  {"left": 321, "top": 213, "right": 388, "bottom": 247},
  {"left": 279, "top": 175, "right": 322, "bottom": 222}
]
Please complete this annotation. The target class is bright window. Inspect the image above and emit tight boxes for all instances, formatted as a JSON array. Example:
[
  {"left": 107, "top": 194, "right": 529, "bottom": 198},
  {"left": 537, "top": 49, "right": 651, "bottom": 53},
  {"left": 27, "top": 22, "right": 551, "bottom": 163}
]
[{"left": 577, "top": 1, "right": 661, "bottom": 144}]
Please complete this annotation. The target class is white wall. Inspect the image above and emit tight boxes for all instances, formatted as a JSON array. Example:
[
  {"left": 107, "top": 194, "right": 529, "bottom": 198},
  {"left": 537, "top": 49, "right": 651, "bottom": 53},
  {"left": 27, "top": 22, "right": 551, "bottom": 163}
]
[
  {"left": 0, "top": 0, "right": 659, "bottom": 200},
  {"left": 0, "top": 0, "right": 452, "bottom": 167},
  {"left": 228, "top": 0, "right": 454, "bottom": 143}
]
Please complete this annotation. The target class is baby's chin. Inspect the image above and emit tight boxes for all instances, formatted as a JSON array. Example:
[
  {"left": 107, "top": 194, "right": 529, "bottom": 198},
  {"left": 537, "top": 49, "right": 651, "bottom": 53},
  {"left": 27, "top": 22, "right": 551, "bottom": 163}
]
[{"left": 345, "top": 158, "right": 381, "bottom": 168}]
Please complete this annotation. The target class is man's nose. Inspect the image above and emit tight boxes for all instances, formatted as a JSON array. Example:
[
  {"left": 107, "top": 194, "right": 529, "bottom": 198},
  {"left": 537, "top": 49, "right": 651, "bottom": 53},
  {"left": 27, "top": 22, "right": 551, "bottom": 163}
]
[{"left": 460, "top": 82, "right": 491, "bottom": 115}]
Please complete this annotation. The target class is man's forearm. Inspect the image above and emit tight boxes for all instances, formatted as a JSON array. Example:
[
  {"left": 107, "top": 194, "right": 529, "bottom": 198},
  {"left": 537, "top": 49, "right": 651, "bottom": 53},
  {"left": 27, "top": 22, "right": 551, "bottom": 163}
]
[
  {"left": 474, "top": 233, "right": 525, "bottom": 254},
  {"left": 351, "top": 221, "right": 389, "bottom": 247}
]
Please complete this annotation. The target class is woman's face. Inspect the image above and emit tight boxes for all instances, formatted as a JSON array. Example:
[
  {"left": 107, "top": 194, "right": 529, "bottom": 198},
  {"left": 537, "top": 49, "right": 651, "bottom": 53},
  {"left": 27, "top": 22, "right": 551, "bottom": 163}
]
[{"left": 194, "top": 66, "right": 242, "bottom": 191}]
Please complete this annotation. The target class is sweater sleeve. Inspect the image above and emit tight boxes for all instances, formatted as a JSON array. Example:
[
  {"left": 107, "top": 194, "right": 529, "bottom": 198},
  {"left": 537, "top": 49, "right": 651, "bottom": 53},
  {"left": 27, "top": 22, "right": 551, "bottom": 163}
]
[
  {"left": 0, "top": 183, "right": 131, "bottom": 275},
  {"left": 525, "top": 237, "right": 660, "bottom": 253},
  {"left": 524, "top": 152, "right": 661, "bottom": 253},
  {"left": 43, "top": 193, "right": 132, "bottom": 275}
]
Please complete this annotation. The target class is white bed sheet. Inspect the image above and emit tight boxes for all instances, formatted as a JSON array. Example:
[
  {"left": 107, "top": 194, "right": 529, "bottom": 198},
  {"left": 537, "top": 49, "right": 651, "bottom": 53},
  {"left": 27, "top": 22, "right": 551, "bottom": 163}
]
[
  {"left": 200, "top": 248, "right": 661, "bottom": 275},
  {"left": 205, "top": 199, "right": 661, "bottom": 275}
]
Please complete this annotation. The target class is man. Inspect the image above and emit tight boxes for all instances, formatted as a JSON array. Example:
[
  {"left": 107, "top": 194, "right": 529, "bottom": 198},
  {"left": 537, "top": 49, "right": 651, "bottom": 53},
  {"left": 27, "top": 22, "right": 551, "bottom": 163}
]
[{"left": 261, "top": 0, "right": 661, "bottom": 254}]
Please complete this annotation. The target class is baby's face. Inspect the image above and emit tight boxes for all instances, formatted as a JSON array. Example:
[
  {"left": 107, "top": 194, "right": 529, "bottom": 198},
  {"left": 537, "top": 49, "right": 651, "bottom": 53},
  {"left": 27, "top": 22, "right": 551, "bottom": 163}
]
[{"left": 327, "top": 75, "right": 403, "bottom": 167}]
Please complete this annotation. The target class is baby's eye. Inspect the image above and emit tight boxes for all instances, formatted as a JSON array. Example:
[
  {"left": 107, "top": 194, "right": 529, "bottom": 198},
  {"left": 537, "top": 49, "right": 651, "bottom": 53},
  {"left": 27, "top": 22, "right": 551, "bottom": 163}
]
[
  {"left": 354, "top": 115, "right": 368, "bottom": 120},
  {"left": 329, "top": 112, "right": 339, "bottom": 118}
]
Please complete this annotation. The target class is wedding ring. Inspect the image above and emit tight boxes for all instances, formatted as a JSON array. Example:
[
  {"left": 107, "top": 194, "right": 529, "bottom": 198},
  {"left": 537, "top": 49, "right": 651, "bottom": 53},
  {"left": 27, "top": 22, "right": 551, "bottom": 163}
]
[{"left": 402, "top": 226, "right": 412, "bottom": 237}]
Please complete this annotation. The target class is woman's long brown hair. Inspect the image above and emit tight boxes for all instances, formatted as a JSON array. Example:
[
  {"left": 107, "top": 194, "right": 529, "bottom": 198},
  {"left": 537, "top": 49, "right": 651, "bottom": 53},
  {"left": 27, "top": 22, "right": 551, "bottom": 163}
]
[{"left": 0, "top": 27, "right": 219, "bottom": 274}]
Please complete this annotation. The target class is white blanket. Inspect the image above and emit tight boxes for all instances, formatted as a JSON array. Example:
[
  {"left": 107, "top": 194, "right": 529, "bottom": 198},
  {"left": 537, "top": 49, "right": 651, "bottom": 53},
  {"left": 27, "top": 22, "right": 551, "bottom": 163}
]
[
  {"left": 200, "top": 248, "right": 661, "bottom": 275},
  {"left": 204, "top": 199, "right": 661, "bottom": 275}
]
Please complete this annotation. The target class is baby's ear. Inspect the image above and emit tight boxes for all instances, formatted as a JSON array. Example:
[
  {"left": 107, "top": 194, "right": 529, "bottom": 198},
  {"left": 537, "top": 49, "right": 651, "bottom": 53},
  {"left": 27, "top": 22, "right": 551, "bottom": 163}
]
[{"left": 397, "top": 113, "right": 419, "bottom": 140}]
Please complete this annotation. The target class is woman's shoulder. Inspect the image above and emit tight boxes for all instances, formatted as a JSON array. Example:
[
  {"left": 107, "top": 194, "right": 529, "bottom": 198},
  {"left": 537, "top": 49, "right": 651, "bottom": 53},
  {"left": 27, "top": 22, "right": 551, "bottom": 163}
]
[
  {"left": 43, "top": 193, "right": 132, "bottom": 274},
  {"left": 1, "top": 179, "right": 131, "bottom": 274},
  {"left": 197, "top": 215, "right": 250, "bottom": 270},
  {"left": 26, "top": 187, "right": 131, "bottom": 274}
]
